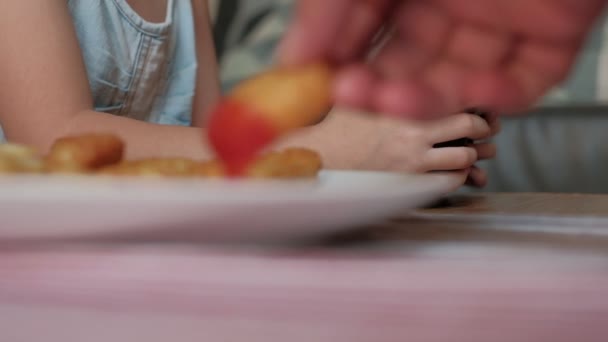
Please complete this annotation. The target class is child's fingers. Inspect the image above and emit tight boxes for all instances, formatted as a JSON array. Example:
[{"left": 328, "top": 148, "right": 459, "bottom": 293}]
[
  {"left": 425, "top": 113, "right": 491, "bottom": 144},
  {"left": 484, "top": 113, "right": 502, "bottom": 135},
  {"left": 440, "top": 169, "right": 470, "bottom": 187},
  {"left": 466, "top": 165, "right": 488, "bottom": 188},
  {"left": 423, "top": 146, "right": 477, "bottom": 171},
  {"left": 471, "top": 110, "right": 501, "bottom": 136},
  {"left": 474, "top": 142, "right": 496, "bottom": 160}
]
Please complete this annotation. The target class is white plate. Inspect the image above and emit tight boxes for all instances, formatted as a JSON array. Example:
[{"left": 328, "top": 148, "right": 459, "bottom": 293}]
[{"left": 0, "top": 171, "right": 463, "bottom": 243}]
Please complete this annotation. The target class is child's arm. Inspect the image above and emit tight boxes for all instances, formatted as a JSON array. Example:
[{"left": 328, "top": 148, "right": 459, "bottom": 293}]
[
  {"left": 0, "top": 0, "right": 216, "bottom": 160},
  {"left": 191, "top": 0, "right": 222, "bottom": 128},
  {"left": 274, "top": 108, "right": 498, "bottom": 187}
]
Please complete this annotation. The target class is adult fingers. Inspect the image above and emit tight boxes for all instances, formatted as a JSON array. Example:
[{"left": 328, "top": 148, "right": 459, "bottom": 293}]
[
  {"left": 278, "top": 0, "right": 353, "bottom": 65},
  {"left": 334, "top": 0, "right": 395, "bottom": 62}
]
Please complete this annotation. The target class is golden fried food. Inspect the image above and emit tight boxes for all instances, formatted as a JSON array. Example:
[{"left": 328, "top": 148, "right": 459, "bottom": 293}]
[
  {"left": 96, "top": 148, "right": 322, "bottom": 179},
  {"left": 98, "top": 158, "right": 221, "bottom": 178},
  {"left": 229, "top": 63, "right": 334, "bottom": 131},
  {"left": 207, "top": 63, "right": 333, "bottom": 175},
  {"left": 0, "top": 133, "right": 322, "bottom": 179},
  {"left": 0, "top": 144, "right": 44, "bottom": 173},
  {"left": 247, "top": 148, "right": 322, "bottom": 179},
  {"left": 46, "top": 133, "right": 124, "bottom": 173}
]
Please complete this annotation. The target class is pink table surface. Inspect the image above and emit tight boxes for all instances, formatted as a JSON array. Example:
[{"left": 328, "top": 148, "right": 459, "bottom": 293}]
[{"left": 0, "top": 244, "right": 606, "bottom": 342}]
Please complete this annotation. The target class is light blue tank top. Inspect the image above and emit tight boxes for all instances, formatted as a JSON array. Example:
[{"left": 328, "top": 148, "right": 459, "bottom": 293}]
[
  {"left": 0, "top": 0, "right": 198, "bottom": 141},
  {"left": 68, "top": 0, "right": 198, "bottom": 126}
]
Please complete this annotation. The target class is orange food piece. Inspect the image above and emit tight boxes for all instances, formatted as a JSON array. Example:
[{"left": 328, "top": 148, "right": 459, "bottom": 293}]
[
  {"left": 206, "top": 62, "right": 333, "bottom": 175},
  {"left": 0, "top": 133, "right": 322, "bottom": 180},
  {"left": 97, "top": 158, "right": 219, "bottom": 178},
  {"left": 96, "top": 148, "right": 322, "bottom": 179},
  {"left": 0, "top": 144, "right": 45, "bottom": 173},
  {"left": 247, "top": 148, "right": 322, "bottom": 179},
  {"left": 46, "top": 133, "right": 124, "bottom": 172},
  {"left": 229, "top": 63, "right": 334, "bottom": 131}
]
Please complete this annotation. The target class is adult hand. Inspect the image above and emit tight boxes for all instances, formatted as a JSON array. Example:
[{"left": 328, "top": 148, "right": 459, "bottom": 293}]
[{"left": 278, "top": 0, "right": 605, "bottom": 118}]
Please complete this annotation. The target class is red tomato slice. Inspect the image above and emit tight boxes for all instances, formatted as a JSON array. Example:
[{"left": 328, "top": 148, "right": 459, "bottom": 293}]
[{"left": 207, "top": 99, "right": 278, "bottom": 176}]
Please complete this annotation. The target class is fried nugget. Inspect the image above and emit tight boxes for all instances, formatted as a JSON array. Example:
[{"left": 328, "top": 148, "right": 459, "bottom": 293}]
[
  {"left": 46, "top": 133, "right": 124, "bottom": 173},
  {"left": 207, "top": 63, "right": 333, "bottom": 175},
  {"left": 229, "top": 63, "right": 334, "bottom": 131},
  {"left": 96, "top": 148, "right": 321, "bottom": 179},
  {"left": 98, "top": 158, "right": 220, "bottom": 178},
  {"left": 246, "top": 148, "right": 322, "bottom": 179},
  {"left": 0, "top": 144, "right": 45, "bottom": 174}
]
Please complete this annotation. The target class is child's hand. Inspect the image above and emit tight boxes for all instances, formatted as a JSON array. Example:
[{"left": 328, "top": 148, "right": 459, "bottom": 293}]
[
  {"left": 465, "top": 114, "right": 500, "bottom": 188},
  {"left": 277, "top": 110, "right": 499, "bottom": 187}
]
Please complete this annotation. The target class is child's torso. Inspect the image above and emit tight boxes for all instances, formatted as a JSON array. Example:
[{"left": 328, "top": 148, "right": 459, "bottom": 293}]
[{"left": 67, "top": 0, "right": 198, "bottom": 126}]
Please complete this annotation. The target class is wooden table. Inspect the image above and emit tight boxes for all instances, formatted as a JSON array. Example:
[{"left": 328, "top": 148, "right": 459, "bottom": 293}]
[
  {"left": 323, "top": 192, "right": 608, "bottom": 259},
  {"left": 422, "top": 192, "right": 608, "bottom": 217}
]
